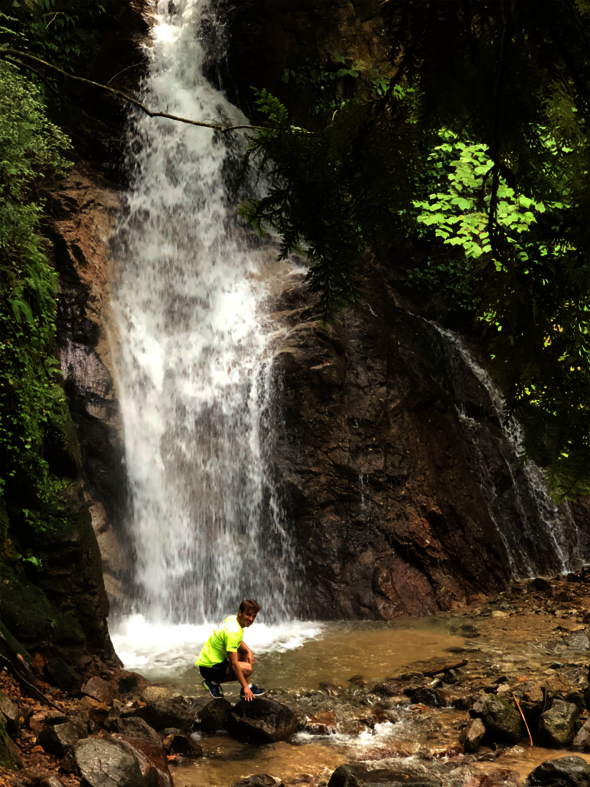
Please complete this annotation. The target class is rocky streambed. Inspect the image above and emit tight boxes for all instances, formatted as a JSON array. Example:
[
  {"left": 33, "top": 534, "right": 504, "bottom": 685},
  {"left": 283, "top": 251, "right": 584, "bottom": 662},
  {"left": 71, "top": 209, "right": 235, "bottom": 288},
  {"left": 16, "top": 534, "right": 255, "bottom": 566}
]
[{"left": 2, "top": 571, "right": 590, "bottom": 787}]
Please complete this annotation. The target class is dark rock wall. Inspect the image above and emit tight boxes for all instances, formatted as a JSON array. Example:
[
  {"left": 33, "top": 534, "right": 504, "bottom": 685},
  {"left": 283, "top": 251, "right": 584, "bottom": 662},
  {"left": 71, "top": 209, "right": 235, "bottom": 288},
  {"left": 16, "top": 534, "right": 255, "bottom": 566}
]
[{"left": 269, "top": 263, "right": 511, "bottom": 619}]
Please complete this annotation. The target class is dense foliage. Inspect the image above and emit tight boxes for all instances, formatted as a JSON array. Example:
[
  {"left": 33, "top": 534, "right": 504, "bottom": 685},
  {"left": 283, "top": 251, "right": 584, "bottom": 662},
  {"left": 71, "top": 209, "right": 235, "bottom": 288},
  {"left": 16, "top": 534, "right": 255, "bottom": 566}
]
[
  {"left": 241, "top": 0, "right": 590, "bottom": 501},
  {"left": 0, "top": 60, "right": 71, "bottom": 507}
]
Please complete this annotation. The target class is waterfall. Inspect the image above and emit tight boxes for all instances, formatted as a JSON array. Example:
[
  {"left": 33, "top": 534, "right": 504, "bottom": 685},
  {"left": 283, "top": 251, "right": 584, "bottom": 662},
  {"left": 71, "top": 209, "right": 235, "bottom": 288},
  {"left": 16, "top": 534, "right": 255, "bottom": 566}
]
[
  {"left": 111, "top": 0, "right": 293, "bottom": 625},
  {"left": 421, "top": 319, "right": 588, "bottom": 578}
]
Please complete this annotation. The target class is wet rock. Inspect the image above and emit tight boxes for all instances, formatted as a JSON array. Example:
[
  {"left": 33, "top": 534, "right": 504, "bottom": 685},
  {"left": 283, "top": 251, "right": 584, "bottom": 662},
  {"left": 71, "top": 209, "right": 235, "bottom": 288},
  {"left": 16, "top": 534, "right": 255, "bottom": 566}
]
[
  {"left": 526, "top": 755, "right": 590, "bottom": 786},
  {"left": 405, "top": 687, "right": 440, "bottom": 707},
  {"left": 564, "top": 630, "right": 590, "bottom": 650},
  {"left": 232, "top": 777, "right": 277, "bottom": 787},
  {"left": 460, "top": 718, "right": 486, "bottom": 752},
  {"left": 372, "top": 682, "right": 399, "bottom": 697},
  {"left": 538, "top": 700, "right": 579, "bottom": 748},
  {"left": 573, "top": 717, "right": 590, "bottom": 749},
  {"left": 198, "top": 699, "right": 231, "bottom": 732},
  {"left": 460, "top": 623, "right": 481, "bottom": 639},
  {"left": 304, "top": 712, "right": 337, "bottom": 735},
  {"left": 229, "top": 698, "right": 299, "bottom": 744},
  {"left": 482, "top": 696, "right": 522, "bottom": 744},
  {"left": 140, "top": 687, "right": 170, "bottom": 704},
  {"left": 108, "top": 717, "right": 161, "bottom": 745},
  {"left": 74, "top": 737, "right": 149, "bottom": 787},
  {"left": 38, "top": 721, "right": 88, "bottom": 756},
  {"left": 136, "top": 699, "right": 194, "bottom": 732},
  {"left": 327, "top": 763, "right": 442, "bottom": 787},
  {"left": 162, "top": 733, "right": 203, "bottom": 758}
]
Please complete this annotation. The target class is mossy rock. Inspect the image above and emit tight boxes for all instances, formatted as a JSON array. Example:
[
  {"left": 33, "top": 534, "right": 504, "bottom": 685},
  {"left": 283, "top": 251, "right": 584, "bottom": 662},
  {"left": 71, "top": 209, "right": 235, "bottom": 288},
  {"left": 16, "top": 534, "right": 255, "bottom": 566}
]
[{"left": 44, "top": 386, "right": 83, "bottom": 479}]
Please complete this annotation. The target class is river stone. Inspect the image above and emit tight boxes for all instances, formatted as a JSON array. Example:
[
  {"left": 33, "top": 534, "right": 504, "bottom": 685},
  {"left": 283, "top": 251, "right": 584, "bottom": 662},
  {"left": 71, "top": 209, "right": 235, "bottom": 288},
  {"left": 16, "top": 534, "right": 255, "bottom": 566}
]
[
  {"left": 459, "top": 718, "right": 486, "bottom": 752},
  {"left": 405, "top": 687, "right": 440, "bottom": 707},
  {"left": 140, "top": 687, "right": 170, "bottom": 704},
  {"left": 109, "top": 718, "right": 161, "bottom": 745},
  {"left": 199, "top": 699, "right": 231, "bottom": 732},
  {"left": 538, "top": 700, "right": 579, "bottom": 748},
  {"left": 136, "top": 699, "right": 193, "bottom": 732},
  {"left": 229, "top": 699, "right": 299, "bottom": 744},
  {"left": 482, "top": 696, "right": 522, "bottom": 744},
  {"left": 327, "top": 764, "right": 442, "bottom": 787},
  {"left": 573, "top": 717, "right": 590, "bottom": 749},
  {"left": 232, "top": 777, "right": 277, "bottom": 787},
  {"left": 75, "top": 738, "right": 147, "bottom": 787},
  {"left": 564, "top": 630, "right": 590, "bottom": 650},
  {"left": 526, "top": 755, "right": 590, "bottom": 786},
  {"left": 39, "top": 720, "right": 88, "bottom": 755}
]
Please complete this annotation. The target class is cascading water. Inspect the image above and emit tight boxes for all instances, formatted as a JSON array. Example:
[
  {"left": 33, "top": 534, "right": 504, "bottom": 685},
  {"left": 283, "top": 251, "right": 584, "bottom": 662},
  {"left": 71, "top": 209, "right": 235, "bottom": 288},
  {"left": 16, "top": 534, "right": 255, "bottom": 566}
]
[
  {"left": 110, "top": 0, "right": 296, "bottom": 631},
  {"left": 420, "top": 318, "right": 588, "bottom": 578}
]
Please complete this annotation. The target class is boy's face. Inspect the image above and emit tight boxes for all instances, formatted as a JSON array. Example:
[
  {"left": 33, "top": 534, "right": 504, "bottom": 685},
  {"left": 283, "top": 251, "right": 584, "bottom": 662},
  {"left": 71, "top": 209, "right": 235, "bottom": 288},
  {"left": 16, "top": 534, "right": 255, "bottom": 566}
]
[{"left": 237, "top": 607, "right": 257, "bottom": 627}]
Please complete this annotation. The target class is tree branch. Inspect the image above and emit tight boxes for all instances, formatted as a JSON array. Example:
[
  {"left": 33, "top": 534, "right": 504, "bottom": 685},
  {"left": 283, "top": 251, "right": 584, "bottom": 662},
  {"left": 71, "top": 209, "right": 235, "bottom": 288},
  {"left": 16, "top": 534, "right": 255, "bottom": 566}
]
[{"left": 1, "top": 49, "right": 264, "bottom": 134}]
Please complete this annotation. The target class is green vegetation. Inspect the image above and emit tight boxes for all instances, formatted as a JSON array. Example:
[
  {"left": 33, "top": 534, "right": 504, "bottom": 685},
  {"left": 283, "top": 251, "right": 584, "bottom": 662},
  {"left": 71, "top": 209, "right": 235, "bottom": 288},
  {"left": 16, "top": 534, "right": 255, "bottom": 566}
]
[{"left": 241, "top": 0, "right": 590, "bottom": 500}]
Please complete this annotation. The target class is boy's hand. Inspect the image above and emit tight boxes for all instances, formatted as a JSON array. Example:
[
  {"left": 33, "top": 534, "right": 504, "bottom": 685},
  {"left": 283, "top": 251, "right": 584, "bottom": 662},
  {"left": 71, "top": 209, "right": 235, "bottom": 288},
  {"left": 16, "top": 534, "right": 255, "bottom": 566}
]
[{"left": 243, "top": 686, "right": 254, "bottom": 701}]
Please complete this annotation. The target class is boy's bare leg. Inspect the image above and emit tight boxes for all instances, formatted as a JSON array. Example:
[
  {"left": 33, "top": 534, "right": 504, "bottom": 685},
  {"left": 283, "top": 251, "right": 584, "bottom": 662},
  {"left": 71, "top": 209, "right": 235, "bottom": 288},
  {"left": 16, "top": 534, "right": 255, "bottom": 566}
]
[{"left": 221, "top": 661, "right": 252, "bottom": 683}]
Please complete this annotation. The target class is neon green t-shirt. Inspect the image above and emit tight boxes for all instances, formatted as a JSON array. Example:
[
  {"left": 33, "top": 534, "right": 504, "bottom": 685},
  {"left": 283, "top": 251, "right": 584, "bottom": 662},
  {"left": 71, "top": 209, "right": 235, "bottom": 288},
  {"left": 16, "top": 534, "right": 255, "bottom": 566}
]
[{"left": 196, "top": 615, "right": 244, "bottom": 667}]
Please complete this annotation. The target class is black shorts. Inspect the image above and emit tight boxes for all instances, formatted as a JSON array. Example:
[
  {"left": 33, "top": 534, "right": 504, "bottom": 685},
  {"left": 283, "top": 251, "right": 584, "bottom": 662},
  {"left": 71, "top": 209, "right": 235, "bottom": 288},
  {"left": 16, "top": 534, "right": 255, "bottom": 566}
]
[{"left": 199, "top": 659, "right": 228, "bottom": 682}]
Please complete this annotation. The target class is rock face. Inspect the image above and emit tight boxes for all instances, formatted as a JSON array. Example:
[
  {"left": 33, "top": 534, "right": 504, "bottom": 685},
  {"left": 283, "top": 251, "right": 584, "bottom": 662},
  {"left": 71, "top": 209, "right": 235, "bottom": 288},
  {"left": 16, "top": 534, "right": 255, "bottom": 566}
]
[
  {"left": 526, "top": 756, "right": 590, "bottom": 787},
  {"left": 459, "top": 718, "right": 486, "bottom": 753},
  {"left": 228, "top": 698, "right": 299, "bottom": 743},
  {"left": 538, "top": 699, "right": 579, "bottom": 748}
]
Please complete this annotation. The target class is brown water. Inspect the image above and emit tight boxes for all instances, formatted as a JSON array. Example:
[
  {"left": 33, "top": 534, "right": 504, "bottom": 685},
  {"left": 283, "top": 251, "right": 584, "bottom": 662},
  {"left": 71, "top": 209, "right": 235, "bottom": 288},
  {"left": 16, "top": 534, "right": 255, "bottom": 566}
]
[{"left": 166, "top": 620, "right": 465, "bottom": 695}]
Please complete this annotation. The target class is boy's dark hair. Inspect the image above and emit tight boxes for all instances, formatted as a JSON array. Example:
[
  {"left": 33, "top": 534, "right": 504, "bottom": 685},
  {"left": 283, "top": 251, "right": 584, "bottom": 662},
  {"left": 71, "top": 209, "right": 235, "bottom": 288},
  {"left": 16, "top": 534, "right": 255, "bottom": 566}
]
[{"left": 239, "top": 598, "right": 262, "bottom": 615}]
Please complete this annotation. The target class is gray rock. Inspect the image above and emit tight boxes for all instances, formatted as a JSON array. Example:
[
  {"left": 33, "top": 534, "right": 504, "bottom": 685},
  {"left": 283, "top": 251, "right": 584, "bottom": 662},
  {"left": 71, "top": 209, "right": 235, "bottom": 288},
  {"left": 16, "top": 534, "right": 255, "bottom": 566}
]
[
  {"left": 526, "top": 755, "right": 590, "bottom": 786},
  {"left": 108, "top": 717, "right": 161, "bottom": 745},
  {"left": 538, "top": 700, "right": 579, "bottom": 748},
  {"left": 39, "top": 776, "right": 68, "bottom": 787},
  {"left": 75, "top": 738, "right": 147, "bottom": 787},
  {"left": 198, "top": 699, "right": 231, "bottom": 733},
  {"left": 573, "top": 717, "right": 590, "bottom": 749},
  {"left": 136, "top": 699, "right": 194, "bottom": 732},
  {"left": 0, "top": 690, "right": 21, "bottom": 736},
  {"left": 109, "top": 739, "right": 161, "bottom": 787},
  {"left": 327, "top": 764, "right": 442, "bottom": 787},
  {"left": 482, "top": 696, "right": 522, "bottom": 744},
  {"left": 564, "top": 630, "right": 590, "bottom": 650},
  {"left": 38, "top": 721, "right": 88, "bottom": 756},
  {"left": 460, "top": 718, "right": 486, "bottom": 752},
  {"left": 229, "top": 699, "right": 299, "bottom": 744}
]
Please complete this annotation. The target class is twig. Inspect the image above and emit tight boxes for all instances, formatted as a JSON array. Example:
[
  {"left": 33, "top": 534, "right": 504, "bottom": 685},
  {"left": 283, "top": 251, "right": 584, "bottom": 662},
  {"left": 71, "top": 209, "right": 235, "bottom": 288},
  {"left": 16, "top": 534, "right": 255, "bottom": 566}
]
[
  {"left": 422, "top": 659, "right": 468, "bottom": 677},
  {"left": 1, "top": 49, "right": 264, "bottom": 134},
  {"left": 107, "top": 62, "right": 144, "bottom": 86},
  {"left": 511, "top": 689, "right": 533, "bottom": 747}
]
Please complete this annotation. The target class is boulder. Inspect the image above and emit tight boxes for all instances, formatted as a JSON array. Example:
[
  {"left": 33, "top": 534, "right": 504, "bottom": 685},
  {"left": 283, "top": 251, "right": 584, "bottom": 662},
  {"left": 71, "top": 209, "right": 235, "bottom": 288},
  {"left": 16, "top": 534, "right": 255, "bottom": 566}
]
[
  {"left": 45, "top": 657, "right": 78, "bottom": 691},
  {"left": 526, "top": 756, "right": 590, "bottom": 786},
  {"left": 459, "top": 718, "right": 486, "bottom": 752},
  {"left": 533, "top": 578, "right": 553, "bottom": 593},
  {"left": 108, "top": 717, "right": 161, "bottom": 745},
  {"left": 199, "top": 699, "right": 231, "bottom": 733},
  {"left": 136, "top": 699, "right": 194, "bottom": 732},
  {"left": 482, "top": 696, "right": 522, "bottom": 744},
  {"left": 38, "top": 720, "right": 88, "bottom": 756},
  {"left": 75, "top": 738, "right": 149, "bottom": 787},
  {"left": 327, "top": 764, "right": 442, "bottom": 787},
  {"left": 140, "top": 687, "right": 170, "bottom": 704},
  {"left": 110, "top": 737, "right": 168, "bottom": 787},
  {"left": 538, "top": 700, "right": 579, "bottom": 748},
  {"left": 162, "top": 733, "right": 203, "bottom": 758},
  {"left": 229, "top": 699, "right": 299, "bottom": 744},
  {"left": 81, "top": 676, "right": 117, "bottom": 705}
]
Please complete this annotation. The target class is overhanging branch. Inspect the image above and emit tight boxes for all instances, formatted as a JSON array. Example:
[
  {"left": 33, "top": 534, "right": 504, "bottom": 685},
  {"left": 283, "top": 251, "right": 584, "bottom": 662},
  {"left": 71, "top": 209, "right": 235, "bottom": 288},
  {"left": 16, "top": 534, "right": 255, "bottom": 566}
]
[{"left": 1, "top": 49, "right": 264, "bottom": 134}]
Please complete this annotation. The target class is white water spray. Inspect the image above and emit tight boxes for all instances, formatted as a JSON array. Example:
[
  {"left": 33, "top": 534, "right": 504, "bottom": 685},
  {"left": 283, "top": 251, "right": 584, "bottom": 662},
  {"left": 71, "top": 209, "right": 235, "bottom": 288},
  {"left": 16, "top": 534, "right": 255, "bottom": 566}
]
[{"left": 111, "top": 0, "right": 294, "bottom": 626}]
